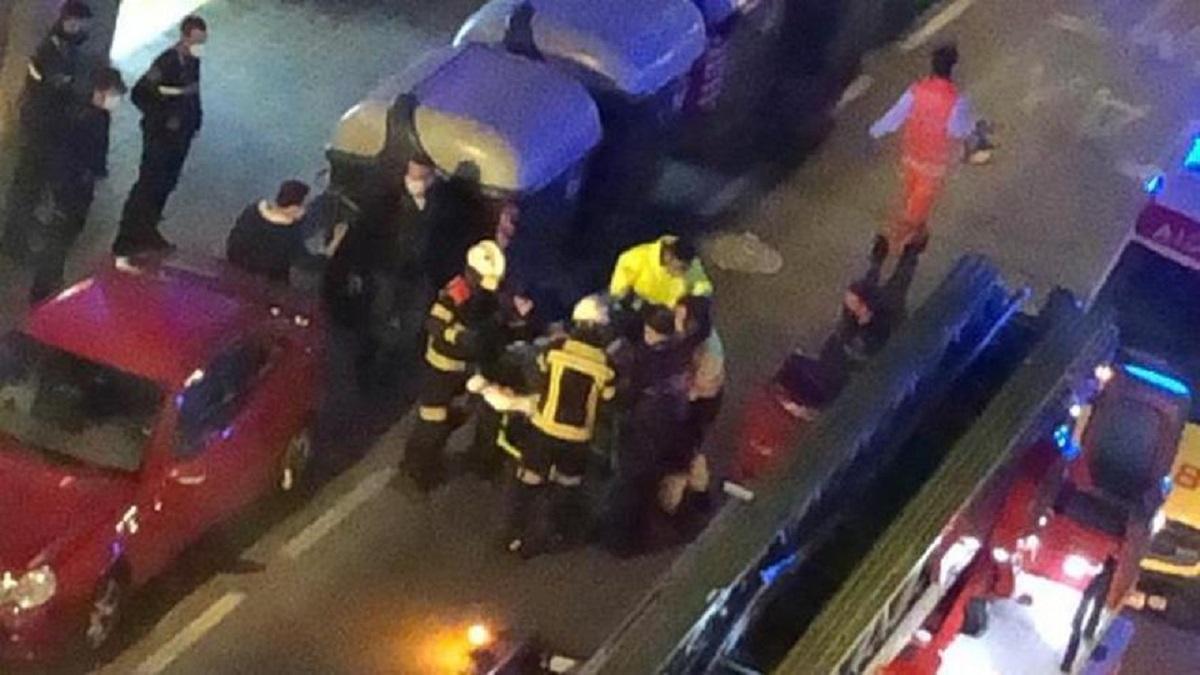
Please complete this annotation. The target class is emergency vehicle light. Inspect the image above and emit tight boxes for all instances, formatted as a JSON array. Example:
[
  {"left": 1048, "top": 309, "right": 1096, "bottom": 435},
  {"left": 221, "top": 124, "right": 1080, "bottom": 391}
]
[
  {"left": 1122, "top": 364, "right": 1191, "bottom": 397},
  {"left": 1186, "top": 136, "right": 1200, "bottom": 172},
  {"left": 1144, "top": 173, "right": 1165, "bottom": 195}
]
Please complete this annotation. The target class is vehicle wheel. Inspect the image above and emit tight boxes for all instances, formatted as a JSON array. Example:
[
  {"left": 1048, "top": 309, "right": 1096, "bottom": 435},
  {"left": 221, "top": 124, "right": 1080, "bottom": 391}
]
[
  {"left": 279, "top": 427, "right": 314, "bottom": 492},
  {"left": 84, "top": 575, "right": 125, "bottom": 651},
  {"left": 961, "top": 597, "right": 989, "bottom": 637}
]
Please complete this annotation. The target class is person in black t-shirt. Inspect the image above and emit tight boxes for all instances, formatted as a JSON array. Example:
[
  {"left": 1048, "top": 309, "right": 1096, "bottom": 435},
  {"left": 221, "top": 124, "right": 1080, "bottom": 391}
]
[
  {"left": 30, "top": 67, "right": 125, "bottom": 304},
  {"left": 226, "top": 180, "right": 347, "bottom": 284}
]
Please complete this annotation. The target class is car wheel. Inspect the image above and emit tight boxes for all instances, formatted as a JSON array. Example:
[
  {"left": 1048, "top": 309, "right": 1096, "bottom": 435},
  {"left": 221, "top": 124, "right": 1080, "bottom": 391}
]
[
  {"left": 84, "top": 575, "right": 125, "bottom": 651},
  {"left": 279, "top": 427, "right": 314, "bottom": 492}
]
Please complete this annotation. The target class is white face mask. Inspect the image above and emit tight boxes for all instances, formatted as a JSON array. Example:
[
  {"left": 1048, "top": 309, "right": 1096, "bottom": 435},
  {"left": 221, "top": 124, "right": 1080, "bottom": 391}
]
[
  {"left": 102, "top": 94, "right": 121, "bottom": 112},
  {"left": 188, "top": 43, "right": 205, "bottom": 59},
  {"left": 405, "top": 177, "right": 430, "bottom": 204}
]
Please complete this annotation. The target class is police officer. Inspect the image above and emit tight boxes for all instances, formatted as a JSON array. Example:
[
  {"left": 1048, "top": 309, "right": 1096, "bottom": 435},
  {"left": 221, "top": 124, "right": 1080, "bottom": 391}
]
[
  {"left": 480, "top": 295, "right": 616, "bottom": 557},
  {"left": 401, "top": 240, "right": 507, "bottom": 492},
  {"left": 2, "top": 1, "right": 93, "bottom": 261},
  {"left": 114, "top": 15, "right": 208, "bottom": 256},
  {"left": 30, "top": 67, "right": 126, "bottom": 303}
]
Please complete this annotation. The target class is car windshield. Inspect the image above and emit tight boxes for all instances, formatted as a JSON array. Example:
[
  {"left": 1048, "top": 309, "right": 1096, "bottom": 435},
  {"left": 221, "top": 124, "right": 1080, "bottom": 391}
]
[
  {"left": 0, "top": 331, "right": 162, "bottom": 472},
  {"left": 1097, "top": 243, "right": 1200, "bottom": 421}
]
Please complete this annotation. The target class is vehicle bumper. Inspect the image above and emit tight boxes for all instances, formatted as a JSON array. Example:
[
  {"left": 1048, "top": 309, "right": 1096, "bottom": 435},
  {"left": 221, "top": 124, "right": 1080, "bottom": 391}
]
[{"left": 0, "top": 604, "right": 73, "bottom": 664}]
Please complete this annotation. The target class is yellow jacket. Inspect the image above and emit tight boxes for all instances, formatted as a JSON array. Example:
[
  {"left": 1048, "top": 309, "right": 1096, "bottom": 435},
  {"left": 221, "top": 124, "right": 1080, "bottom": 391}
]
[{"left": 608, "top": 236, "right": 714, "bottom": 307}]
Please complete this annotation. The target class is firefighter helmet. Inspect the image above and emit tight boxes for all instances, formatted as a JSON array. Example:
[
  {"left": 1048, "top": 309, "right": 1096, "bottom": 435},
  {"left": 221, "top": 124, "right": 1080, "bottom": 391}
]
[
  {"left": 572, "top": 294, "right": 610, "bottom": 325},
  {"left": 466, "top": 240, "right": 506, "bottom": 291}
]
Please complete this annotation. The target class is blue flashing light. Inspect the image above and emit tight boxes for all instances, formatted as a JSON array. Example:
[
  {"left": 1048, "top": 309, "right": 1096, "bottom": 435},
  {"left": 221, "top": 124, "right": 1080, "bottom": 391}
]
[
  {"left": 1123, "top": 364, "right": 1191, "bottom": 398},
  {"left": 1161, "top": 474, "right": 1174, "bottom": 498},
  {"left": 1186, "top": 135, "right": 1200, "bottom": 172},
  {"left": 1053, "top": 423, "right": 1071, "bottom": 449},
  {"left": 1144, "top": 173, "right": 1165, "bottom": 195},
  {"left": 759, "top": 552, "right": 798, "bottom": 585}
]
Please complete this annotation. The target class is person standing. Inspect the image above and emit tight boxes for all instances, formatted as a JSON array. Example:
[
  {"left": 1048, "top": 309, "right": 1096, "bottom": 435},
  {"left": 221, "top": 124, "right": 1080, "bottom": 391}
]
[
  {"left": 609, "top": 235, "right": 714, "bottom": 310},
  {"left": 478, "top": 295, "right": 617, "bottom": 557},
  {"left": 29, "top": 67, "right": 125, "bottom": 303},
  {"left": 401, "top": 240, "right": 507, "bottom": 492},
  {"left": 2, "top": 1, "right": 94, "bottom": 262},
  {"left": 869, "top": 43, "right": 975, "bottom": 263},
  {"left": 225, "top": 180, "right": 348, "bottom": 284},
  {"left": 113, "top": 15, "right": 208, "bottom": 256}
]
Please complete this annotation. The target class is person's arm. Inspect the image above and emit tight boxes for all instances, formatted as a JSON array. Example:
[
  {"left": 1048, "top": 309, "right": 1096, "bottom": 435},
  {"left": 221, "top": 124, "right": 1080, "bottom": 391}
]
[
  {"left": 608, "top": 249, "right": 638, "bottom": 300},
  {"left": 869, "top": 88, "right": 914, "bottom": 139},
  {"left": 947, "top": 95, "right": 975, "bottom": 140}
]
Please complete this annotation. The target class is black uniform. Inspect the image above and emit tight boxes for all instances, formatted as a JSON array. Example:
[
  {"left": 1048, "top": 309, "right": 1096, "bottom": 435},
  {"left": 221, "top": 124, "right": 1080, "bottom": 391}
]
[
  {"left": 500, "top": 330, "right": 616, "bottom": 555},
  {"left": 402, "top": 275, "right": 499, "bottom": 491},
  {"left": 30, "top": 102, "right": 110, "bottom": 302},
  {"left": 226, "top": 203, "right": 309, "bottom": 284},
  {"left": 3, "top": 25, "right": 85, "bottom": 259},
  {"left": 114, "top": 47, "right": 202, "bottom": 255}
]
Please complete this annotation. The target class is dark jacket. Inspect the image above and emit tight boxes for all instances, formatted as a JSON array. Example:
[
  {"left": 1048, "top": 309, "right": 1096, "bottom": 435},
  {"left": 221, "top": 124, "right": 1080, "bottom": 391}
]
[
  {"left": 20, "top": 26, "right": 84, "bottom": 135},
  {"left": 132, "top": 47, "right": 202, "bottom": 136},
  {"left": 51, "top": 103, "right": 110, "bottom": 190},
  {"left": 226, "top": 203, "right": 309, "bottom": 283}
]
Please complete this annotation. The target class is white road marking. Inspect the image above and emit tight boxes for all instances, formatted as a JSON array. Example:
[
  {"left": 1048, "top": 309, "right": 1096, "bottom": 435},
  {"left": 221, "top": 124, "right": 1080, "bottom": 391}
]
[
  {"left": 835, "top": 75, "right": 875, "bottom": 113},
  {"left": 900, "top": 0, "right": 978, "bottom": 53},
  {"left": 134, "top": 592, "right": 246, "bottom": 675},
  {"left": 111, "top": 0, "right": 215, "bottom": 61},
  {"left": 282, "top": 468, "right": 397, "bottom": 559}
]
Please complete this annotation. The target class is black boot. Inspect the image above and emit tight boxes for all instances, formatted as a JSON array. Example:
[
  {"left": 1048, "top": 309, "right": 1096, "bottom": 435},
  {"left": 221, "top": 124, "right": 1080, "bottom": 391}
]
[{"left": 548, "top": 483, "right": 587, "bottom": 552}]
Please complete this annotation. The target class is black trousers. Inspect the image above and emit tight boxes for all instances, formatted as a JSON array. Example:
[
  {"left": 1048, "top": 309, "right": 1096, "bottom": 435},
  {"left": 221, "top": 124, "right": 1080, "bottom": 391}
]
[
  {"left": 402, "top": 365, "right": 469, "bottom": 490},
  {"left": 2, "top": 130, "right": 54, "bottom": 256},
  {"left": 114, "top": 129, "right": 193, "bottom": 254},
  {"left": 30, "top": 179, "right": 94, "bottom": 302}
]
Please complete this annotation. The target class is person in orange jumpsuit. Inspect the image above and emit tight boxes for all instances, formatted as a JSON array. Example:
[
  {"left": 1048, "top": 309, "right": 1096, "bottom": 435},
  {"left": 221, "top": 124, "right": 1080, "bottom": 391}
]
[{"left": 869, "top": 43, "right": 975, "bottom": 262}]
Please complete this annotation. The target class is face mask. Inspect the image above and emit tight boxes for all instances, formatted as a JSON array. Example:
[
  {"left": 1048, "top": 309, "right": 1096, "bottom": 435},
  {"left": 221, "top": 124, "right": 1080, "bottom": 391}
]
[
  {"left": 405, "top": 177, "right": 429, "bottom": 200},
  {"left": 187, "top": 43, "right": 205, "bottom": 59},
  {"left": 102, "top": 94, "right": 121, "bottom": 112}
]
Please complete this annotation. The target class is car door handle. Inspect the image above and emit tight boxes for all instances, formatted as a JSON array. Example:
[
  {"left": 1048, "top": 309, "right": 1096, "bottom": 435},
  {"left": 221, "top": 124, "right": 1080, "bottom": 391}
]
[{"left": 170, "top": 470, "right": 207, "bottom": 486}]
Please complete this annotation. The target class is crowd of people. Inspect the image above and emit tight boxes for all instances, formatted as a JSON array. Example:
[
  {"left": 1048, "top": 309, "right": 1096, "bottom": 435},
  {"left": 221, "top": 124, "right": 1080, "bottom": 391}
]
[{"left": 0, "top": 3, "right": 980, "bottom": 561}]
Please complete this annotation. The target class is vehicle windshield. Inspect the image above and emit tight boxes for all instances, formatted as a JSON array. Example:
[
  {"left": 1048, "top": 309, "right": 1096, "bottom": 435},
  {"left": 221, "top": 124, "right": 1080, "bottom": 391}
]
[
  {"left": 0, "top": 331, "right": 162, "bottom": 472},
  {"left": 1096, "top": 242, "right": 1200, "bottom": 421}
]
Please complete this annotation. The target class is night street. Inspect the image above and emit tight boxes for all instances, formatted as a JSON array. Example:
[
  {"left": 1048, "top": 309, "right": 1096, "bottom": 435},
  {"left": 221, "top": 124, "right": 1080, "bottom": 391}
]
[{"left": 1, "top": 0, "right": 1199, "bottom": 672}]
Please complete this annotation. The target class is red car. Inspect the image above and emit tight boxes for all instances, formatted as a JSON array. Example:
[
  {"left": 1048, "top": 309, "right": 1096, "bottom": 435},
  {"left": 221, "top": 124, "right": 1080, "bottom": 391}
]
[{"left": 0, "top": 254, "right": 326, "bottom": 663}]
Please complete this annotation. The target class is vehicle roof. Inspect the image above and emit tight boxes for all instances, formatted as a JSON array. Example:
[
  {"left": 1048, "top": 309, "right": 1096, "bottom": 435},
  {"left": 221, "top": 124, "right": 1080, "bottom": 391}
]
[
  {"left": 23, "top": 255, "right": 280, "bottom": 388},
  {"left": 411, "top": 43, "right": 602, "bottom": 193},
  {"left": 455, "top": 0, "right": 706, "bottom": 96}
]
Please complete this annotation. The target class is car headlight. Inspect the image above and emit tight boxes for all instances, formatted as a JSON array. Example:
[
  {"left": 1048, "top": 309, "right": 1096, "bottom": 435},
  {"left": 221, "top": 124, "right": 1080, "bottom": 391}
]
[{"left": 0, "top": 566, "right": 57, "bottom": 610}]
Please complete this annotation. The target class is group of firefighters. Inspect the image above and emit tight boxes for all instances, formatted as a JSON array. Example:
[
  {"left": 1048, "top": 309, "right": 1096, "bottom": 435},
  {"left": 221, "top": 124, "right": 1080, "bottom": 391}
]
[
  {"left": 0, "top": 3, "right": 984, "bottom": 559},
  {"left": 398, "top": 232, "right": 722, "bottom": 558}
]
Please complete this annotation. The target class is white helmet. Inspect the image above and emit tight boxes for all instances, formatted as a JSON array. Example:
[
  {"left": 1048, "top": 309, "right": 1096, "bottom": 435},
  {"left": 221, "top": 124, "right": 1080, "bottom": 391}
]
[
  {"left": 466, "top": 240, "right": 506, "bottom": 291},
  {"left": 572, "top": 294, "right": 610, "bottom": 325}
]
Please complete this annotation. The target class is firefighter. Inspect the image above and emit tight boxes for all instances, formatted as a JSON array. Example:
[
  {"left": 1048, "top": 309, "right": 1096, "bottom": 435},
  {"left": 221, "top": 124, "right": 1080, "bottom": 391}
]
[
  {"left": 113, "top": 15, "right": 208, "bottom": 257},
  {"left": 30, "top": 67, "right": 125, "bottom": 303},
  {"left": 401, "top": 240, "right": 507, "bottom": 492},
  {"left": 480, "top": 295, "right": 617, "bottom": 557},
  {"left": 2, "top": 1, "right": 93, "bottom": 262},
  {"left": 869, "top": 43, "right": 975, "bottom": 264}
]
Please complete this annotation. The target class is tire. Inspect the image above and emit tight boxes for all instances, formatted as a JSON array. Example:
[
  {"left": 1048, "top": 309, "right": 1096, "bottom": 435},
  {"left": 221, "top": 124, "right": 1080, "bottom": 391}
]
[
  {"left": 279, "top": 426, "right": 314, "bottom": 492},
  {"left": 961, "top": 597, "right": 989, "bottom": 637},
  {"left": 83, "top": 574, "right": 125, "bottom": 652}
]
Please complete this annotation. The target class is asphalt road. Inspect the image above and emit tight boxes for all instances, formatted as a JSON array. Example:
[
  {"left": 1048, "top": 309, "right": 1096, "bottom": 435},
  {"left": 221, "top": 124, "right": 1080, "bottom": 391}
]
[{"left": 2, "top": 0, "right": 1199, "bottom": 672}]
